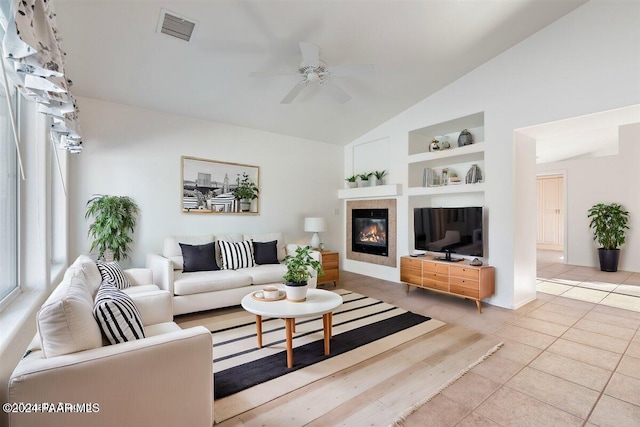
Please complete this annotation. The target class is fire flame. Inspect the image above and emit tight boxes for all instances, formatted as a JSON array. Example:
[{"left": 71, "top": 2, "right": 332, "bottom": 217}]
[{"left": 359, "top": 224, "right": 386, "bottom": 244}]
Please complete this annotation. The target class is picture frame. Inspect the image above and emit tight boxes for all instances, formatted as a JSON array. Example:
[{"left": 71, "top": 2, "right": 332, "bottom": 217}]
[{"left": 181, "top": 156, "right": 260, "bottom": 214}]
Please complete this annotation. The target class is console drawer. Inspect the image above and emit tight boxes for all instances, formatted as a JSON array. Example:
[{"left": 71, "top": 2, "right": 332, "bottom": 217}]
[
  {"left": 450, "top": 284, "right": 479, "bottom": 299},
  {"left": 423, "top": 261, "right": 449, "bottom": 274},
  {"left": 450, "top": 276, "right": 480, "bottom": 290},
  {"left": 450, "top": 266, "right": 480, "bottom": 280}
]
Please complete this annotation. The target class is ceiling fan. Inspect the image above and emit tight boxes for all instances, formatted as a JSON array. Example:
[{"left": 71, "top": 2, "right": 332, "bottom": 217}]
[{"left": 250, "top": 42, "right": 375, "bottom": 104}]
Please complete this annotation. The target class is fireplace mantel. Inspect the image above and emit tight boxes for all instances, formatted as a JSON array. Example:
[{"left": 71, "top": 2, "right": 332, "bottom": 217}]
[{"left": 338, "top": 184, "right": 402, "bottom": 200}]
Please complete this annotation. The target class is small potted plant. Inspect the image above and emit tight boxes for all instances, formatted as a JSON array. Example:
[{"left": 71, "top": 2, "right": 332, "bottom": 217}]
[
  {"left": 370, "top": 170, "right": 387, "bottom": 186},
  {"left": 345, "top": 175, "right": 357, "bottom": 188},
  {"left": 233, "top": 172, "right": 259, "bottom": 212},
  {"left": 85, "top": 194, "right": 140, "bottom": 261},
  {"left": 587, "top": 203, "right": 630, "bottom": 272},
  {"left": 282, "top": 246, "right": 324, "bottom": 301},
  {"left": 358, "top": 172, "right": 372, "bottom": 188}
]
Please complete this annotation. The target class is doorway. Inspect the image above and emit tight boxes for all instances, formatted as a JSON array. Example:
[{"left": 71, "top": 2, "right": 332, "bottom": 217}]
[{"left": 536, "top": 173, "right": 565, "bottom": 261}]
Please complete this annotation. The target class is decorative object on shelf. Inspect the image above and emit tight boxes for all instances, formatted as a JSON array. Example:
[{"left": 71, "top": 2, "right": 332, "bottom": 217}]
[
  {"left": 371, "top": 170, "right": 387, "bottom": 186},
  {"left": 457, "top": 129, "right": 473, "bottom": 146},
  {"left": 304, "top": 217, "right": 327, "bottom": 249},
  {"left": 429, "top": 138, "right": 440, "bottom": 151},
  {"left": 437, "top": 135, "right": 450, "bottom": 149},
  {"left": 181, "top": 156, "right": 260, "bottom": 214},
  {"left": 587, "top": 203, "right": 630, "bottom": 272},
  {"left": 283, "top": 246, "right": 324, "bottom": 302},
  {"left": 358, "top": 172, "right": 372, "bottom": 187},
  {"left": 423, "top": 168, "right": 439, "bottom": 187},
  {"left": 85, "top": 194, "right": 139, "bottom": 262},
  {"left": 441, "top": 168, "right": 449, "bottom": 186},
  {"left": 470, "top": 258, "right": 483, "bottom": 266},
  {"left": 448, "top": 170, "right": 461, "bottom": 185},
  {"left": 345, "top": 175, "right": 357, "bottom": 188},
  {"left": 465, "top": 164, "right": 483, "bottom": 184}
]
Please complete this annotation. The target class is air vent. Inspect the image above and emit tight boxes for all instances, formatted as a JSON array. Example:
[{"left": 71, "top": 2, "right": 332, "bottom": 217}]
[{"left": 157, "top": 9, "right": 197, "bottom": 42}]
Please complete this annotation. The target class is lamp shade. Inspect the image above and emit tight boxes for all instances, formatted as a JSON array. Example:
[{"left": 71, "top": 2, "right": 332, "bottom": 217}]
[{"left": 304, "top": 217, "right": 326, "bottom": 233}]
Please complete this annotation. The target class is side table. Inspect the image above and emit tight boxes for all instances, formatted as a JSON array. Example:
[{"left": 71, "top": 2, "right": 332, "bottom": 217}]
[{"left": 318, "top": 250, "right": 339, "bottom": 286}]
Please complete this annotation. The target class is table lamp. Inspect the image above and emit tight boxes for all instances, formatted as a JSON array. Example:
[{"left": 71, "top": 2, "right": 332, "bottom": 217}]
[{"left": 304, "top": 217, "right": 326, "bottom": 249}]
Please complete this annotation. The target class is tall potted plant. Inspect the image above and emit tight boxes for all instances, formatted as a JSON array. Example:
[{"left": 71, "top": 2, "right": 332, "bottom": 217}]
[
  {"left": 85, "top": 195, "right": 140, "bottom": 261},
  {"left": 233, "top": 172, "right": 259, "bottom": 212},
  {"left": 587, "top": 203, "right": 630, "bottom": 272},
  {"left": 283, "top": 246, "right": 324, "bottom": 302}
]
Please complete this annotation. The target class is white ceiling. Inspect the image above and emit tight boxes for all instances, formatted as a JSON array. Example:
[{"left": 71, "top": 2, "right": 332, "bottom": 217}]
[{"left": 55, "top": 0, "right": 587, "bottom": 145}]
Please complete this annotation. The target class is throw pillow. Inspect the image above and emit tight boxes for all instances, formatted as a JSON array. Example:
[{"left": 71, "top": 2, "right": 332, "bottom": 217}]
[
  {"left": 179, "top": 242, "right": 219, "bottom": 272},
  {"left": 252, "top": 240, "right": 279, "bottom": 265},
  {"left": 96, "top": 260, "right": 131, "bottom": 289},
  {"left": 93, "top": 285, "right": 146, "bottom": 345},
  {"left": 218, "top": 240, "right": 255, "bottom": 270}
]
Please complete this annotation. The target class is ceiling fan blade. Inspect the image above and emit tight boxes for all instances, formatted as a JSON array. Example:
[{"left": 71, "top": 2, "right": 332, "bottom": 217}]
[
  {"left": 324, "top": 82, "right": 351, "bottom": 104},
  {"left": 328, "top": 64, "right": 376, "bottom": 77},
  {"left": 299, "top": 42, "right": 320, "bottom": 67},
  {"left": 281, "top": 83, "right": 305, "bottom": 104}
]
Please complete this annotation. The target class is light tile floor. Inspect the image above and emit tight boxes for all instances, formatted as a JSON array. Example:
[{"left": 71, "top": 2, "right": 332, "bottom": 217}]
[{"left": 332, "top": 250, "right": 640, "bottom": 426}]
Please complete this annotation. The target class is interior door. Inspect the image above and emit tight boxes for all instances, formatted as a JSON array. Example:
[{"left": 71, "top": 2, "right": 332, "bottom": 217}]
[{"left": 536, "top": 174, "right": 564, "bottom": 250}]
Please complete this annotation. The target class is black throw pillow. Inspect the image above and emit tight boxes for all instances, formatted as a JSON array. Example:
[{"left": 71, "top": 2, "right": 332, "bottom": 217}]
[
  {"left": 253, "top": 240, "right": 280, "bottom": 265},
  {"left": 179, "top": 242, "right": 219, "bottom": 272}
]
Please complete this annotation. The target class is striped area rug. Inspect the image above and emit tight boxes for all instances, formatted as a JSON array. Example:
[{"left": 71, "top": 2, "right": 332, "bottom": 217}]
[{"left": 210, "top": 289, "right": 446, "bottom": 423}]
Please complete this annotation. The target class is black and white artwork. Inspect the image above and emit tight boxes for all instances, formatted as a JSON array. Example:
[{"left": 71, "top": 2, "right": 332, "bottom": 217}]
[{"left": 181, "top": 156, "right": 260, "bottom": 214}]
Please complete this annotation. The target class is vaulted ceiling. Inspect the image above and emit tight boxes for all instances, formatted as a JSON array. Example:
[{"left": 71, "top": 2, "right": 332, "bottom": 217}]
[{"left": 55, "top": 0, "right": 587, "bottom": 145}]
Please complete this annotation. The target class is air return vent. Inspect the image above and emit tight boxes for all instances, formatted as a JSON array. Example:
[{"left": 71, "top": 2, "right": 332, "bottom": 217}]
[{"left": 157, "top": 9, "right": 197, "bottom": 42}]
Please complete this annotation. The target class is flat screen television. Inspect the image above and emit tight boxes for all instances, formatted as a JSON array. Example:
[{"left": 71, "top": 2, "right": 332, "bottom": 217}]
[{"left": 414, "top": 206, "right": 484, "bottom": 259}]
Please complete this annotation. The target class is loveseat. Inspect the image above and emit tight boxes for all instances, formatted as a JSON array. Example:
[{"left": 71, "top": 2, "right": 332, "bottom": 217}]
[
  {"left": 146, "top": 233, "right": 319, "bottom": 315},
  {"left": 7, "top": 255, "right": 213, "bottom": 427}
]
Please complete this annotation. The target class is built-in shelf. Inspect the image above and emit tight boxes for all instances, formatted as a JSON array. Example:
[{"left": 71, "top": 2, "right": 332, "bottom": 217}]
[
  {"left": 338, "top": 184, "right": 402, "bottom": 199},
  {"left": 406, "top": 182, "right": 486, "bottom": 196},
  {"left": 408, "top": 142, "right": 486, "bottom": 165}
]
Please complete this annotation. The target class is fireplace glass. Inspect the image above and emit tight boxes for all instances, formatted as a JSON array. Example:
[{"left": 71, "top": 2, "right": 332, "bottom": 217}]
[{"left": 352, "top": 209, "right": 388, "bottom": 256}]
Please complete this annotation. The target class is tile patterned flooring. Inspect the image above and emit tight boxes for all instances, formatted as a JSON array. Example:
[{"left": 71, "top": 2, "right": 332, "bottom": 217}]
[{"left": 334, "top": 251, "right": 640, "bottom": 426}]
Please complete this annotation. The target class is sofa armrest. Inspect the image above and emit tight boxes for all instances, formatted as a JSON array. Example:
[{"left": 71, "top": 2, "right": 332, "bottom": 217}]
[
  {"left": 124, "top": 268, "right": 153, "bottom": 285},
  {"left": 8, "top": 326, "right": 212, "bottom": 427},
  {"left": 146, "top": 253, "right": 174, "bottom": 295},
  {"left": 130, "top": 290, "right": 173, "bottom": 325}
]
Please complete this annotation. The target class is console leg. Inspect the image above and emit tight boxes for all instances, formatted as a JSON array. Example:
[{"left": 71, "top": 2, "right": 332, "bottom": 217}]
[{"left": 475, "top": 300, "right": 482, "bottom": 313}]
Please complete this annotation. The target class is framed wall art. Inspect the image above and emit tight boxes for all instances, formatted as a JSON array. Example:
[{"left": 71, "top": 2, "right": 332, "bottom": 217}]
[{"left": 181, "top": 156, "right": 260, "bottom": 214}]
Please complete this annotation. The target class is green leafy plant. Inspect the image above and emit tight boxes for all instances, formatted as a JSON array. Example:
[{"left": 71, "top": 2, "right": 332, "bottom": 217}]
[
  {"left": 345, "top": 175, "right": 357, "bottom": 183},
  {"left": 587, "top": 203, "right": 629, "bottom": 250},
  {"left": 233, "top": 173, "right": 259, "bottom": 200},
  {"left": 374, "top": 170, "right": 387, "bottom": 180},
  {"left": 283, "top": 246, "right": 324, "bottom": 285},
  {"left": 85, "top": 195, "right": 139, "bottom": 261},
  {"left": 359, "top": 172, "right": 372, "bottom": 181}
]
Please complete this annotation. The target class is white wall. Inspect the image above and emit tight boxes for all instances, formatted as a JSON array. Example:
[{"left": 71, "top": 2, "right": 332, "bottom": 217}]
[
  {"left": 537, "top": 122, "right": 640, "bottom": 272},
  {"left": 343, "top": 0, "right": 640, "bottom": 308},
  {"left": 69, "top": 98, "right": 344, "bottom": 267}
]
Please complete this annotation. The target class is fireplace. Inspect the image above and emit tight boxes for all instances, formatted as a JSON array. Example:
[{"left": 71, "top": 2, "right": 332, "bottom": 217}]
[{"left": 352, "top": 209, "right": 388, "bottom": 256}]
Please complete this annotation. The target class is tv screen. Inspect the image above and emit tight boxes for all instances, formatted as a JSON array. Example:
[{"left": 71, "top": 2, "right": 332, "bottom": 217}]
[{"left": 414, "top": 207, "right": 484, "bottom": 257}]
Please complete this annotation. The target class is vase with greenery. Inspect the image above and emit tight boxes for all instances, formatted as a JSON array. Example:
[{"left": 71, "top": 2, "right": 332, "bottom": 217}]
[
  {"left": 282, "top": 246, "right": 324, "bottom": 301},
  {"left": 587, "top": 202, "right": 630, "bottom": 272},
  {"left": 233, "top": 173, "right": 259, "bottom": 212},
  {"left": 371, "top": 170, "right": 387, "bottom": 186},
  {"left": 358, "top": 172, "right": 372, "bottom": 188},
  {"left": 345, "top": 175, "right": 357, "bottom": 188},
  {"left": 85, "top": 195, "right": 140, "bottom": 262}
]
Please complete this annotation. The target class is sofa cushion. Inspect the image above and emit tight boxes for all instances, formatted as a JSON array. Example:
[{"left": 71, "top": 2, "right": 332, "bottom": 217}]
[
  {"left": 252, "top": 240, "right": 279, "bottom": 265},
  {"left": 70, "top": 254, "right": 103, "bottom": 296},
  {"left": 218, "top": 240, "right": 255, "bottom": 270},
  {"left": 93, "top": 285, "right": 146, "bottom": 345},
  {"left": 243, "top": 264, "right": 288, "bottom": 285},
  {"left": 244, "top": 233, "right": 285, "bottom": 261},
  {"left": 96, "top": 260, "right": 131, "bottom": 289},
  {"left": 179, "top": 242, "right": 219, "bottom": 272},
  {"left": 163, "top": 235, "right": 215, "bottom": 270},
  {"left": 37, "top": 275, "right": 103, "bottom": 358},
  {"left": 173, "top": 270, "right": 252, "bottom": 296}
]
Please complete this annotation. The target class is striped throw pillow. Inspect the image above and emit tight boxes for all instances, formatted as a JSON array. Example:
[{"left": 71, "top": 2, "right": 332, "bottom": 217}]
[
  {"left": 96, "top": 260, "right": 131, "bottom": 289},
  {"left": 218, "top": 240, "right": 255, "bottom": 270},
  {"left": 93, "top": 285, "right": 145, "bottom": 345}
]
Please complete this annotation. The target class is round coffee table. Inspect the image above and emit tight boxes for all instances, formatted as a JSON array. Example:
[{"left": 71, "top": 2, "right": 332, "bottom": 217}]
[{"left": 240, "top": 288, "right": 343, "bottom": 368}]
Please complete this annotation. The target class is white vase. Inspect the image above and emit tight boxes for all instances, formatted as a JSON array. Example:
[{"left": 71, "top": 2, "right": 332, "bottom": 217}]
[
  {"left": 369, "top": 176, "right": 378, "bottom": 186},
  {"left": 285, "top": 282, "right": 308, "bottom": 302}
]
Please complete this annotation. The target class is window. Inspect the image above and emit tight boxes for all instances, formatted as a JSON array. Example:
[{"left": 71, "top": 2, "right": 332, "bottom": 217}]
[
  {"left": 0, "top": 85, "right": 18, "bottom": 305},
  {"left": 50, "top": 132, "right": 67, "bottom": 268}
]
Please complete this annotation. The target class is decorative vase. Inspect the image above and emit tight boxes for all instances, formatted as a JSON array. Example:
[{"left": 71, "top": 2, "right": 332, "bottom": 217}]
[
  {"left": 358, "top": 180, "right": 369, "bottom": 188},
  {"left": 346, "top": 181, "right": 357, "bottom": 189},
  {"left": 430, "top": 139, "right": 440, "bottom": 151},
  {"left": 285, "top": 281, "right": 308, "bottom": 302},
  {"left": 457, "top": 129, "right": 473, "bottom": 146}
]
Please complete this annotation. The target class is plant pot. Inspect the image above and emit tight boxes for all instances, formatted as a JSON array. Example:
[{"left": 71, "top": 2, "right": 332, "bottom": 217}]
[
  {"left": 358, "top": 180, "right": 369, "bottom": 188},
  {"left": 285, "top": 281, "right": 308, "bottom": 302},
  {"left": 239, "top": 199, "right": 251, "bottom": 212},
  {"left": 598, "top": 248, "right": 620, "bottom": 272},
  {"left": 345, "top": 182, "right": 357, "bottom": 189},
  {"left": 369, "top": 176, "right": 378, "bottom": 186}
]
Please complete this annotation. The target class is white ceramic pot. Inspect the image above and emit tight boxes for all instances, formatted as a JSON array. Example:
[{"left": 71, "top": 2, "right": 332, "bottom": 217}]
[{"left": 285, "top": 282, "right": 308, "bottom": 302}]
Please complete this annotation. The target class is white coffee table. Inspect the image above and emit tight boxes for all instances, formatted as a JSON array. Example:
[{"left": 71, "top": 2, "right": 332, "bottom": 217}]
[{"left": 240, "top": 288, "right": 343, "bottom": 368}]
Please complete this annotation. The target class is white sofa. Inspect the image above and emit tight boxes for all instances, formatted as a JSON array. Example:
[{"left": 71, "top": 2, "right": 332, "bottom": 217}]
[
  {"left": 7, "top": 255, "right": 213, "bottom": 427},
  {"left": 146, "top": 233, "right": 319, "bottom": 315}
]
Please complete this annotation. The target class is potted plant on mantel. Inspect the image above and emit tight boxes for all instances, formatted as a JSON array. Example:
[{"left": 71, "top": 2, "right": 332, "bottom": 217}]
[
  {"left": 233, "top": 172, "right": 259, "bottom": 212},
  {"left": 282, "top": 246, "right": 324, "bottom": 302},
  {"left": 587, "top": 202, "right": 630, "bottom": 272},
  {"left": 85, "top": 194, "right": 140, "bottom": 262}
]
